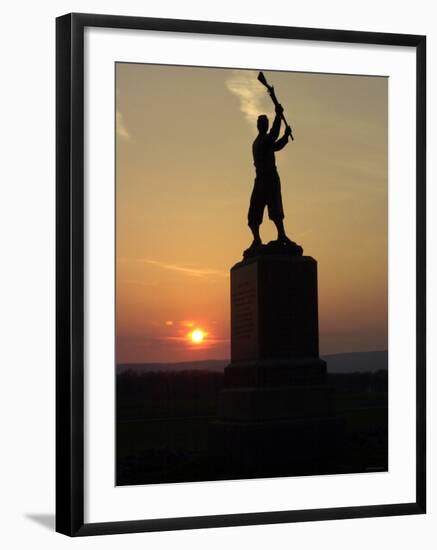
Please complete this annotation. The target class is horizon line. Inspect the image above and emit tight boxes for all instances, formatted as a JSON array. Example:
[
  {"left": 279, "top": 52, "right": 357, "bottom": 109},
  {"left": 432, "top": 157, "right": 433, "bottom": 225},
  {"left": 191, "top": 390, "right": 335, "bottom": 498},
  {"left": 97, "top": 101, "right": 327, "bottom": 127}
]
[{"left": 117, "top": 349, "right": 388, "bottom": 366}]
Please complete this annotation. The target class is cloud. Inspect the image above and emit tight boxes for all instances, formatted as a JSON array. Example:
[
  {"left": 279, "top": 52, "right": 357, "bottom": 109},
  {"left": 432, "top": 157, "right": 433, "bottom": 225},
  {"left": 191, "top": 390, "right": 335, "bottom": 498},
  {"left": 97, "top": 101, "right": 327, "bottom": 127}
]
[
  {"left": 133, "top": 259, "right": 227, "bottom": 278},
  {"left": 226, "top": 70, "right": 269, "bottom": 125},
  {"left": 116, "top": 111, "right": 131, "bottom": 140}
]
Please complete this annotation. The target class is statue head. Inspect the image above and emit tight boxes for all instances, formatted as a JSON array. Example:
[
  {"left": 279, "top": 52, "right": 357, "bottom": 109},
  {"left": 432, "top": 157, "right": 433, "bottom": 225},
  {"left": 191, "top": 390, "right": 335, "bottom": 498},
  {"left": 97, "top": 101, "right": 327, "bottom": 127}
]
[{"left": 257, "top": 114, "right": 269, "bottom": 134}]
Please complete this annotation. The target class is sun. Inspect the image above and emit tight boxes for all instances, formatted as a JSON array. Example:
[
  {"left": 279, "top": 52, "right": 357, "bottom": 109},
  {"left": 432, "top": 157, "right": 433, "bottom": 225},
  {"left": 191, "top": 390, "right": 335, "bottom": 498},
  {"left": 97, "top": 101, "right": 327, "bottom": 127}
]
[{"left": 190, "top": 329, "right": 205, "bottom": 344}]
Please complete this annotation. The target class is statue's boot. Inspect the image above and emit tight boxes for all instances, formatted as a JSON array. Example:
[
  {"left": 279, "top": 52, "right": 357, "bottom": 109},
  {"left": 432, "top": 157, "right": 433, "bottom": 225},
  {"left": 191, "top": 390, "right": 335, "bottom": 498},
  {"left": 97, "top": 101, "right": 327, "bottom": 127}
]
[{"left": 277, "top": 235, "right": 293, "bottom": 245}]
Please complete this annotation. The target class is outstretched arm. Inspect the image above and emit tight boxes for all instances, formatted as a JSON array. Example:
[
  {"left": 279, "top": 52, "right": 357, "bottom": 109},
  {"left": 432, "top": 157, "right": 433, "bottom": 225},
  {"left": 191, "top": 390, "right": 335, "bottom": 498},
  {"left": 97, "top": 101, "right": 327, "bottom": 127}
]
[{"left": 273, "top": 126, "right": 292, "bottom": 151}]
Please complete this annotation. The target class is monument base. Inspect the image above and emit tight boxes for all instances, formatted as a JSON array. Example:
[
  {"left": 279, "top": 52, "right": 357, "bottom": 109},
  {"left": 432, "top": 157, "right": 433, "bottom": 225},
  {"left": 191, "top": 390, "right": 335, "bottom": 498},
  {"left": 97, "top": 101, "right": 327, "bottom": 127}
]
[
  {"left": 223, "top": 357, "right": 327, "bottom": 388},
  {"left": 219, "top": 384, "right": 334, "bottom": 421},
  {"left": 210, "top": 249, "right": 341, "bottom": 475},
  {"left": 212, "top": 361, "right": 339, "bottom": 469},
  {"left": 210, "top": 415, "right": 343, "bottom": 472}
]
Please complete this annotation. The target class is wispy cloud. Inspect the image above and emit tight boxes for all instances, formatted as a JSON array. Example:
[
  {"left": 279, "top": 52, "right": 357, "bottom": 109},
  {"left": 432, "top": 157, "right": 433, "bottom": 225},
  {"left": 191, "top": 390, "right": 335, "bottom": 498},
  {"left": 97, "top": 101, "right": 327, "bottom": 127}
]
[
  {"left": 226, "top": 70, "right": 268, "bottom": 125},
  {"left": 122, "top": 258, "right": 227, "bottom": 278},
  {"left": 145, "top": 260, "right": 226, "bottom": 278},
  {"left": 116, "top": 111, "right": 131, "bottom": 140}
]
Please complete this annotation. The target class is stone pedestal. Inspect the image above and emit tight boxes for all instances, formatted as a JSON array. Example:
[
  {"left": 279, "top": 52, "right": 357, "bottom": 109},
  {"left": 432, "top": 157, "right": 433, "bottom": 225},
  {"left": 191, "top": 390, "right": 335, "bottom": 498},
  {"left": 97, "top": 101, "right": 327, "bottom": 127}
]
[
  {"left": 231, "top": 254, "right": 320, "bottom": 363},
  {"left": 211, "top": 247, "right": 338, "bottom": 471}
]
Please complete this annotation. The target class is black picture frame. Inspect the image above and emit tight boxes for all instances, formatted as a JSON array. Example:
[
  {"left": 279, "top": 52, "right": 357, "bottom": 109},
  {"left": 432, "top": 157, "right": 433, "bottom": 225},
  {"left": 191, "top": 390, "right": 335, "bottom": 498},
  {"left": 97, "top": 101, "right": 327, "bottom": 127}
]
[{"left": 56, "top": 12, "right": 426, "bottom": 537}]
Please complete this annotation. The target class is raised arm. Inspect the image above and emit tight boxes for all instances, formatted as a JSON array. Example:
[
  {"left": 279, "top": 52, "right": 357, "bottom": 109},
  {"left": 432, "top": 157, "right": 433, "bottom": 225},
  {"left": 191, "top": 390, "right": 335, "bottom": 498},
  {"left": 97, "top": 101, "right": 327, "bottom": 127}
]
[
  {"left": 273, "top": 126, "right": 292, "bottom": 151},
  {"left": 268, "top": 104, "right": 284, "bottom": 142},
  {"left": 268, "top": 114, "right": 281, "bottom": 142}
]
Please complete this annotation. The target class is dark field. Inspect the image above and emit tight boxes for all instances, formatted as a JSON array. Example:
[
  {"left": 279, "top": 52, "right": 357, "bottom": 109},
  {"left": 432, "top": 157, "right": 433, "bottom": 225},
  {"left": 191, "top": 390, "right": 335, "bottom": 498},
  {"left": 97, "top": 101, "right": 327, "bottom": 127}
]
[{"left": 116, "top": 367, "right": 388, "bottom": 486}]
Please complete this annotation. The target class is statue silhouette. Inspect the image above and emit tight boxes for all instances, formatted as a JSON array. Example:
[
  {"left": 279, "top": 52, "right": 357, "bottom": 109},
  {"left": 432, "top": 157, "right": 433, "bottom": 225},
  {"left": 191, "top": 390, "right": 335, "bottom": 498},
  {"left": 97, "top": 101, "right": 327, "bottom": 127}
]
[{"left": 248, "top": 103, "right": 293, "bottom": 249}]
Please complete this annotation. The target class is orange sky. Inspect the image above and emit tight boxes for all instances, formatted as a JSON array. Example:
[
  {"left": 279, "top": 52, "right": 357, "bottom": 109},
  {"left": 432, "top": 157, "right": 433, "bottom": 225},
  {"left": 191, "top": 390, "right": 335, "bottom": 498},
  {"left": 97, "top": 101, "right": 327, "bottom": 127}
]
[{"left": 116, "top": 63, "right": 388, "bottom": 364}]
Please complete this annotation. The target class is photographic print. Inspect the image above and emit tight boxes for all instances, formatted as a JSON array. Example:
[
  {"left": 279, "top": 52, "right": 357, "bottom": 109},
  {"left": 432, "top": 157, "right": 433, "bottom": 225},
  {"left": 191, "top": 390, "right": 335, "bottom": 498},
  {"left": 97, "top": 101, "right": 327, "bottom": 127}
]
[
  {"left": 115, "top": 63, "right": 388, "bottom": 486},
  {"left": 56, "top": 13, "right": 426, "bottom": 535}
]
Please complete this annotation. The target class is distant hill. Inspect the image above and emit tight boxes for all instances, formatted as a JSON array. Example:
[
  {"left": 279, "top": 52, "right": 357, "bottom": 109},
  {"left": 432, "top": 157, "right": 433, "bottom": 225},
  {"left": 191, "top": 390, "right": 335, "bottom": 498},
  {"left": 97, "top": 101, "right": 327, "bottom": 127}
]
[
  {"left": 117, "top": 351, "right": 387, "bottom": 375},
  {"left": 323, "top": 350, "right": 387, "bottom": 373},
  {"left": 117, "top": 359, "right": 228, "bottom": 375}
]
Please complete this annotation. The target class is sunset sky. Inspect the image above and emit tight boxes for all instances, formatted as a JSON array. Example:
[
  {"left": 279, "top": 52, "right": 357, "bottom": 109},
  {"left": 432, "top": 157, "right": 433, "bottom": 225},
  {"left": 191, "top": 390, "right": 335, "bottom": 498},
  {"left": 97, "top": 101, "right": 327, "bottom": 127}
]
[{"left": 116, "top": 63, "right": 388, "bottom": 364}]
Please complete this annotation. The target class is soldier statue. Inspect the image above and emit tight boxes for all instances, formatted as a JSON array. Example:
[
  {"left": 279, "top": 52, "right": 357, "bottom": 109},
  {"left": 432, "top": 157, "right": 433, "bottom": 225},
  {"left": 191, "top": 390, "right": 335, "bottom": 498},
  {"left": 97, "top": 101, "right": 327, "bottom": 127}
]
[{"left": 248, "top": 103, "right": 293, "bottom": 250}]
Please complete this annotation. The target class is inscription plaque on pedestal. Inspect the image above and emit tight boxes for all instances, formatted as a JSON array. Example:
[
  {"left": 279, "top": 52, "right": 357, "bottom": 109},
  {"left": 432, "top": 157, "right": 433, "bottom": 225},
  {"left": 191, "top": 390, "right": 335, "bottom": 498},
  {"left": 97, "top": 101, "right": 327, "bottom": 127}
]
[{"left": 231, "top": 261, "right": 258, "bottom": 361}]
